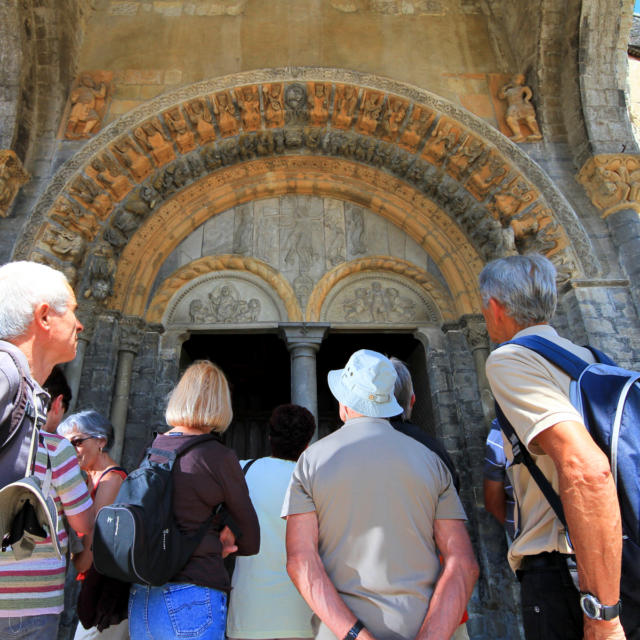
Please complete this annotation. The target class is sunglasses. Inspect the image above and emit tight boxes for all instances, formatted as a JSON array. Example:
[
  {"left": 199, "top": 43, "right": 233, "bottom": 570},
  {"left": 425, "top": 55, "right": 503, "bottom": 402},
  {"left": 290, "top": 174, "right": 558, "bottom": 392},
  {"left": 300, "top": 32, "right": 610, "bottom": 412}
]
[{"left": 70, "top": 436, "right": 94, "bottom": 448}]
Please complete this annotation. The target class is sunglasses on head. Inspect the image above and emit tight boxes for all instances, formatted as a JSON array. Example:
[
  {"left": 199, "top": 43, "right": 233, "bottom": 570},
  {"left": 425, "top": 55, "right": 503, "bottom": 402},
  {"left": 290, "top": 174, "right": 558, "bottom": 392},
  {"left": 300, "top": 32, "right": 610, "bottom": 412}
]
[{"left": 70, "top": 436, "right": 94, "bottom": 448}]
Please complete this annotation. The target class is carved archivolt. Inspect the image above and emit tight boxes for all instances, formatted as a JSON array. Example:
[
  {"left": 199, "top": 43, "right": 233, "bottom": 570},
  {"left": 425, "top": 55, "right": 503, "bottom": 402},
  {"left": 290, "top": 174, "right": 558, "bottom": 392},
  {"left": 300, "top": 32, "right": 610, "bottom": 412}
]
[
  {"left": 577, "top": 154, "right": 640, "bottom": 218},
  {"left": 146, "top": 255, "right": 302, "bottom": 324},
  {"left": 307, "top": 256, "right": 456, "bottom": 323},
  {"left": 19, "top": 69, "right": 594, "bottom": 321}
]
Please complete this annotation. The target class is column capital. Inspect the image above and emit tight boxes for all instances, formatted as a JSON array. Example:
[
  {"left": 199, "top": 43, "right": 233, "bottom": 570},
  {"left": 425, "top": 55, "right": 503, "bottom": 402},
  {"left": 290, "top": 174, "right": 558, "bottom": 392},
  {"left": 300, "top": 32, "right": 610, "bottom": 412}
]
[
  {"left": 118, "top": 316, "right": 146, "bottom": 354},
  {"left": 461, "top": 314, "right": 490, "bottom": 352},
  {"left": 279, "top": 323, "right": 329, "bottom": 352}
]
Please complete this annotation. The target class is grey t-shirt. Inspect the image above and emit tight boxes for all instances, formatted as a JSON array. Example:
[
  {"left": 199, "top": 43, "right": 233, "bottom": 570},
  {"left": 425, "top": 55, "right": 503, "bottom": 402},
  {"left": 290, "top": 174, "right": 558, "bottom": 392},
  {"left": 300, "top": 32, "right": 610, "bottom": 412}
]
[{"left": 282, "top": 417, "right": 466, "bottom": 640}]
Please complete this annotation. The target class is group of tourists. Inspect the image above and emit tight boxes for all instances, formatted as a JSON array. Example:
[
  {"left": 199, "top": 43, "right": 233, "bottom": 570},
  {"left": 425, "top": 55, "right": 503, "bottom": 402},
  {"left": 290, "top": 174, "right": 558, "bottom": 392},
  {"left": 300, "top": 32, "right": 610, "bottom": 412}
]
[{"left": 0, "top": 253, "right": 635, "bottom": 640}]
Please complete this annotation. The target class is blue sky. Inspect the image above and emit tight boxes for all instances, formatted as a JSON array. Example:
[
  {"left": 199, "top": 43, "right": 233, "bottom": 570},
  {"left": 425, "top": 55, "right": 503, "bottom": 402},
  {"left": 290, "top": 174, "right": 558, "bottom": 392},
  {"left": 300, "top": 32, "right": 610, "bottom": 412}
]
[{"left": 636, "top": 0, "right": 640, "bottom": 14}]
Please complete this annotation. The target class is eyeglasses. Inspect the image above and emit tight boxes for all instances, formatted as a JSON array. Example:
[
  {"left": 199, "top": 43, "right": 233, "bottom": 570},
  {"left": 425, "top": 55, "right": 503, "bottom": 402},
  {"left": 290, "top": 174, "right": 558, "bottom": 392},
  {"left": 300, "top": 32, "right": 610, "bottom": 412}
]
[{"left": 70, "top": 436, "right": 94, "bottom": 448}]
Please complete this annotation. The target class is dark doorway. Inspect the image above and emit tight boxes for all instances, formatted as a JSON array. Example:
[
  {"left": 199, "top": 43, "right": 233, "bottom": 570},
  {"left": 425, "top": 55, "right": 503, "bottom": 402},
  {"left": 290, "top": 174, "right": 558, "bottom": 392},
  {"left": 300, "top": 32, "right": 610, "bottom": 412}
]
[
  {"left": 180, "top": 333, "right": 290, "bottom": 459},
  {"left": 316, "top": 332, "right": 433, "bottom": 439}
]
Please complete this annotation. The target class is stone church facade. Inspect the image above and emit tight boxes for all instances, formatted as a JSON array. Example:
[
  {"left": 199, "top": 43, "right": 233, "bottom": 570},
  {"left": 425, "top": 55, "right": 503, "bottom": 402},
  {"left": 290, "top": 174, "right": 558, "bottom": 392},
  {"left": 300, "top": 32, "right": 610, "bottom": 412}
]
[{"left": 1, "top": 1, "right": 639, "bottom": 637}]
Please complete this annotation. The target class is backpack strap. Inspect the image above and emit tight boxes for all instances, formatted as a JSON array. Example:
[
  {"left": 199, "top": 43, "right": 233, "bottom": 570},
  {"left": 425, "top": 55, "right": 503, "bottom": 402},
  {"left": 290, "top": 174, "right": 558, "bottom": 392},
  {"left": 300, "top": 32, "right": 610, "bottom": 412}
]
[
  {"left": 504, "top": 335, "right": 591, "bottom": 380},
  {"left": 242, "top": 458, "right": 258, "bottom": 476},
  {"left": 495, "top": 403, "right": 572, "bottom": 546}
]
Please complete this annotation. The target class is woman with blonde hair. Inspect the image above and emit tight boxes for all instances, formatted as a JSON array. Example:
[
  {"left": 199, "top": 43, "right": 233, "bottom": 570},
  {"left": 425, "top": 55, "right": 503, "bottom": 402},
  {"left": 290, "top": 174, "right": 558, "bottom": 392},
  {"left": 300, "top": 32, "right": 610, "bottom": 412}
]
[{"left": 127, "top": 360, "right": 260, "bottom": 640}]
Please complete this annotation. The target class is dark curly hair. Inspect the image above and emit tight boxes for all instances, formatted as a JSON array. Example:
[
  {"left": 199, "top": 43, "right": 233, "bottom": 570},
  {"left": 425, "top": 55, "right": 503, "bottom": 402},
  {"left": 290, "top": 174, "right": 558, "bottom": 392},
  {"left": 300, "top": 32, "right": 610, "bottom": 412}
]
[{"left": 269, "top": 404, "right": 316, "bottom": 461}]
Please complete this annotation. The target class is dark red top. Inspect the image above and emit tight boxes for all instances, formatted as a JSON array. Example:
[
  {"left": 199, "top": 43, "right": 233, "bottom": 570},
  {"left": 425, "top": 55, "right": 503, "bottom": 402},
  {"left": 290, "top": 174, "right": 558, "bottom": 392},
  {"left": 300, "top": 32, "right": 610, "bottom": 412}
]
[{"left": 153, "top": 433, "right": 260, "bottom": 592}]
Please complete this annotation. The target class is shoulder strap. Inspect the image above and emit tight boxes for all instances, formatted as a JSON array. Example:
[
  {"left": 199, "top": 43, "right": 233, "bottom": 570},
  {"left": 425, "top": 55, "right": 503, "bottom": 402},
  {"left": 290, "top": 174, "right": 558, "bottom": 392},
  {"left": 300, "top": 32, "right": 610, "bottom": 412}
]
[
  {"left": 242, "top": 458, "right": 258, "bottom": 476},
  {"left": 495, "top": 403, "right": 571, "bottom": 546},
  {"left": 505, "top": 335, "right": 590, "bottom": 380},
  {"left": 0, "top": 347, "right": 35, "bottom": 450},
  {"left": 146, "top": 433, "right": 219, "bottom": 467},
  {"left": 96, "top": 465, "right": 127, "bottom": 485}
]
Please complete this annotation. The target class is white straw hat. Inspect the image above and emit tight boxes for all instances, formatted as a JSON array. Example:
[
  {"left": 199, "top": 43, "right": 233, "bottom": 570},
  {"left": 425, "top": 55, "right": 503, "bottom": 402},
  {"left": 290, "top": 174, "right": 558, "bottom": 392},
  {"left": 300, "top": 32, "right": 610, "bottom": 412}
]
[{"left": 328, "top": 349, "right": 402, "bottom": 418}]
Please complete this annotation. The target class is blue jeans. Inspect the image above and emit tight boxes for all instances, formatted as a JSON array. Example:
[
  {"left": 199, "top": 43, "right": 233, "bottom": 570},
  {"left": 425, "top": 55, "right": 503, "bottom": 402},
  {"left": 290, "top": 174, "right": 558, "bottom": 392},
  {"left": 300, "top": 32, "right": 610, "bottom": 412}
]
[
  {"left": 0, "top": 614, "right": 59, "bottom": 639},
  {"left": 129, "top": 582, "right": 227, "bottom": 640}
]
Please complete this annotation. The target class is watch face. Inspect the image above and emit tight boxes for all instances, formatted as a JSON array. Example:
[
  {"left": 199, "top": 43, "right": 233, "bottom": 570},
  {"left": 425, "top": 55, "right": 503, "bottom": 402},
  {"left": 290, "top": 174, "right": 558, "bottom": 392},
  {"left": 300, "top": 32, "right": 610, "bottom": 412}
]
[{"left": 580, "top": 594, "right": 600, "bottom": 619}]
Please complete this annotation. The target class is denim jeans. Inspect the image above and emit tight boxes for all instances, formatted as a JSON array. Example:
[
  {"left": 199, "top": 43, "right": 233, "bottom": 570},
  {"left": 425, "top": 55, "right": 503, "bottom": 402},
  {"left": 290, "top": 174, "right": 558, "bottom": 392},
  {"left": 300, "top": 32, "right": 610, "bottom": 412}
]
[
  {"left": 129, "top": 582, "right": 227, "bottom": 640},
  {"left": 0, "top": 614, "right": 60, "bottom": 639}
]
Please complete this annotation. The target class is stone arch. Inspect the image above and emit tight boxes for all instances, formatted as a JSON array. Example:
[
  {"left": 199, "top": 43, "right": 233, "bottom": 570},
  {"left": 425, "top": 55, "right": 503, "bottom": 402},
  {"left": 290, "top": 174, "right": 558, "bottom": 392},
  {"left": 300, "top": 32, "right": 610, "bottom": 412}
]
[
  {"left": 146, "top": 254, "right": 303, "bottom": 324},
  {"left": 306, "top": 256, "right": 456, "bottom": 323},
  {"left": 16, "top": 68, "right": 598, "bottom": 323}
]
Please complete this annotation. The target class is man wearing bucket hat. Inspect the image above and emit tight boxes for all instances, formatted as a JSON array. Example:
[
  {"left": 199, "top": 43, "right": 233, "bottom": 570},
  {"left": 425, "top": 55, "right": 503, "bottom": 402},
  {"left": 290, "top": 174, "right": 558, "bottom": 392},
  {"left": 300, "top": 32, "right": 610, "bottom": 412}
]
[
  {"left": 283, "top": 349, "right": 478, "bottom": 640},
  {"left": 0, "top": 261, "right": 93, "bottom": 639}
]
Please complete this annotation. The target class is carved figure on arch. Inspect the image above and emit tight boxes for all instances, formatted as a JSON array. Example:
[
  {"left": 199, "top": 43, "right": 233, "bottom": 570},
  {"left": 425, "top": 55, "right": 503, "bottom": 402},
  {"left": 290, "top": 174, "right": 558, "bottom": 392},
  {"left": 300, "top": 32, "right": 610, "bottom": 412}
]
[
  {"left": 111, "top": 136, "right": 153, "bottom": 182},
  {"left": 332, "top": 84, "right": 359, "bottom": 129},
  {"left": 422, "top": 118, "right": 460, "bottom": 165},
  {"left": 185, "top": 98, "right": 216, "bottom": 144},
  {"left": 88, "top": 153, "right": 133, "bottom": 202},
  {"left": 84, "top": 241, "right": 116, "bottom": 301},
  {"left": 498, "top": 74, "right": 543, "bottom": 143},
  {"left": 63, "top": 72, "right": 111, "bottom": 139},
  {"left": 214, "top": 92, "right": 240, "bottom": 137},
  {"left": 308, "top": 82, "right": 330, "bottom": 126},
  {"left": 399, "top": 106, "right": 435, "bottom": 151},
  {"left": 69, "top": 174, "right": 113, "bottom": 219},
  {"left": 491, "top": 178, "right": 536, "bottom": 222},
  {"left": 236, "top": 86, "right": 261, "bottom": 131},
  {"left": 49, "top": 196, "right": 100, "bottom": 240},
  {"left": 134, "top": 119, "right": 175, "bottom": 166},
  {"left": 264, "top": 84, "right": 285, "bottom": 128},
  {"left": 447, "top": 134, "right": 486, "bottom": 181},
  {"left": 0, "top": 150, "right": 30, "bottom": 217},
  {"left": 467, "top": 153, "right": 508, "bottom": 201},
  {"left": 39, "top": 226, "right": 86, "bottom": 268},
  {"left": 357, "top": 91, "right": 384, "bottom": 135},
  {"left": 377, "top": 96, "right": 409, "bottom": 141},
  {"left": 163, "top": 107, "right": 196, "bottom": 153},
  {"left": 284, "top": 84, "right": 309, "bottom": 125}
]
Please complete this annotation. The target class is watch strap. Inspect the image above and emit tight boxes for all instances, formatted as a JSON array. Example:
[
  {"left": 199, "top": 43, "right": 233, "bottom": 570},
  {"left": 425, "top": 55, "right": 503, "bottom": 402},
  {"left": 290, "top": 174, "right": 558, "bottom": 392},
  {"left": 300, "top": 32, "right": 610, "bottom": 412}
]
[
  {"left": 580, "top": 592, "right": 621, "bottom": 621},
  {"left": 343, "top": 619, "right": 365, "bottom": 640}
]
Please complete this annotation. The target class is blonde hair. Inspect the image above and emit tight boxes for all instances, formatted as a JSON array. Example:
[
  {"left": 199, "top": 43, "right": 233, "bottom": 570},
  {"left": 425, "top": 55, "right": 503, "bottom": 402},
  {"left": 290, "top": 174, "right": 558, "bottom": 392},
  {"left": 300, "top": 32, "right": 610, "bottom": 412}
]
[{"left": 165, "top": 360, "right": 233, "bottom": 433}]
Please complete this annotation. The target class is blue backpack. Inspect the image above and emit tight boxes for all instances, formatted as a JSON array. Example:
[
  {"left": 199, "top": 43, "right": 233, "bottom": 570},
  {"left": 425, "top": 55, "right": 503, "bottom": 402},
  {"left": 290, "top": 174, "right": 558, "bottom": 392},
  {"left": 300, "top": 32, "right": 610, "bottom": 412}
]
[{"left": 495, "top": 335, "right": 640, "bottom": 629}]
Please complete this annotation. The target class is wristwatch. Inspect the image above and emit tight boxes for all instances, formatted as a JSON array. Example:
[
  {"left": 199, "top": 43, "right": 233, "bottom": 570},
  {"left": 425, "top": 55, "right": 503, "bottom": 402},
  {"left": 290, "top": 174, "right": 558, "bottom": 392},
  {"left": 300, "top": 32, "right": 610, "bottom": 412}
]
[
  {"left": 579, "top": 592, "right": 621, "bottom": 621},
  {"left": 343, "top": 619, "right": 365, "bottom": 640}
]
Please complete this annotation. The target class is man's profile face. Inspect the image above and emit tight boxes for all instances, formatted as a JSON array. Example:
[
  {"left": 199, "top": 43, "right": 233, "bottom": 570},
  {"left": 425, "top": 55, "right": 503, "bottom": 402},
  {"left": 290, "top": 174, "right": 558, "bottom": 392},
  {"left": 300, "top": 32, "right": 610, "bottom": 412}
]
[
  {"left": 48, "top": 285, "right": 83, "bottom": 364},
  {"left": 481, "top": 299, "right": 503, "bottom": 343}
]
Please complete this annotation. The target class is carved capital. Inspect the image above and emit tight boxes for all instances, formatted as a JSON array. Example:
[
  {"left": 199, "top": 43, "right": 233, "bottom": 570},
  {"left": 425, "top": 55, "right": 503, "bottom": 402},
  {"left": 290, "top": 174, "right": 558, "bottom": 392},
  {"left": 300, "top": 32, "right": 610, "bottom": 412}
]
[
  {"left": 118, "top": 316, "right": 146, "bottom": 353},
  {"left": 279, "top": 323, "right": 329, "bottom": 352},
  {"left": 0, "top": 150, "right": 30, "bottom": 217},
  {"left": 577, "top": 154, "right": 640, "bottom": 218},
  {"left": 461, "top": 315, "right": 489, "bottom": 351}
]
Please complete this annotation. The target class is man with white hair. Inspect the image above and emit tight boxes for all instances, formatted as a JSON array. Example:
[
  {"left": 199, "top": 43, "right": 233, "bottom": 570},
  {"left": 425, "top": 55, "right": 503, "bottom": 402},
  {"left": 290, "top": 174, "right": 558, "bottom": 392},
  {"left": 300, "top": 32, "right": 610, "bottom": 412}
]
[
  {"left": 479, "top": 253, "right": 626, "bottom": 640},
  {"left": 0, "top": 261, "right": 93, "bottom": 639},
  {"left": 283, "top": 349, "right": 478, "bottom": 640}
]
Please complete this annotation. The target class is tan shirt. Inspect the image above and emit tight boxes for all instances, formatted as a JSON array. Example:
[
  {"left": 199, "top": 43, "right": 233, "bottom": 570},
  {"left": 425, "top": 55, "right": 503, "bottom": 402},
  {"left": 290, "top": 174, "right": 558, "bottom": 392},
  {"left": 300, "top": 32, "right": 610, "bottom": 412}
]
[
  {"left": 485, "top": 324, "right": 595, "bottom": 571},
  {"left": 282, "top": 417, "right": 466, "bottom": 640}
]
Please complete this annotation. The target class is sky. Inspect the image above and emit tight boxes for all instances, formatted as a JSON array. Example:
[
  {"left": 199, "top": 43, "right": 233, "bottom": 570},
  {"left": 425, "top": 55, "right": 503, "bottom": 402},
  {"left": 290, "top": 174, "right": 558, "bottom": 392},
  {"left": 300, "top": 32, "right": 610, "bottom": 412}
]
[{"left": 636, "top": 0, "right": 640, "bottom": 14}]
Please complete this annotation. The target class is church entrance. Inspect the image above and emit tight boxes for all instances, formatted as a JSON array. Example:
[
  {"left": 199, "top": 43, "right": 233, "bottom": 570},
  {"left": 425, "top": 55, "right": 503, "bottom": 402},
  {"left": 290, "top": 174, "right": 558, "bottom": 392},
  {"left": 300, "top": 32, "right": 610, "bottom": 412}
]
[{"left": 180, "top": 330, "right": 432, "bottom": 459}]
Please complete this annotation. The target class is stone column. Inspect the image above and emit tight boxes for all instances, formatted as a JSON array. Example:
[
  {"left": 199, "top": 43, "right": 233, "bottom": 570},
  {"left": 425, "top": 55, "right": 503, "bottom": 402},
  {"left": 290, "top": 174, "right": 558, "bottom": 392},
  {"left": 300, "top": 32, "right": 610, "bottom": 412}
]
[
  {"left": 65, "top": 306, "right": 99, "bottom": 413},
  {"left": 461, "top": 314, "right": 493, "bottom": 428},
  {"left": 279, "top": 323, "right": 329, "bottom": 438},
  {"left": 110, "top": 316, "right": 145, "bottom": 464}
]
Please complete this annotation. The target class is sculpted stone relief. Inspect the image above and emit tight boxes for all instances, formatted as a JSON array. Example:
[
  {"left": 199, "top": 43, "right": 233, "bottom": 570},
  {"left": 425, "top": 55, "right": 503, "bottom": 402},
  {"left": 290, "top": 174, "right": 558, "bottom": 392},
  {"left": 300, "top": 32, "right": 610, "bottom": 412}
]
[
  {"left": 577, "top": 154, "right": 640, "bottom": 218},
  {"left": 497, "top": 74, "right": 542, "bottom": 143},
  {"left": 320, "top": 274, "right": 441, "bottom": 324},
  {"left": 0, "top": 150, "right": 30, "bottom": 218},
  {"left": 61, "top": 72, "right": 112, "bottom": 140},
  {"left": 33, "top": 79, "right": 585, "bottom": 307},
  {"left": 165, "top": 274, "right": 283, "bottom": 325}
]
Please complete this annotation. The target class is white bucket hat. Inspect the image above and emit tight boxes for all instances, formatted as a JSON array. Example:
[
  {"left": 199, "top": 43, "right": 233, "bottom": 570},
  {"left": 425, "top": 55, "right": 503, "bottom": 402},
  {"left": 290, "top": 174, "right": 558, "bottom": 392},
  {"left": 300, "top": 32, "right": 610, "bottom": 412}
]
[{"left": 328, "top": 349, "right": 402, "bottom": 418}]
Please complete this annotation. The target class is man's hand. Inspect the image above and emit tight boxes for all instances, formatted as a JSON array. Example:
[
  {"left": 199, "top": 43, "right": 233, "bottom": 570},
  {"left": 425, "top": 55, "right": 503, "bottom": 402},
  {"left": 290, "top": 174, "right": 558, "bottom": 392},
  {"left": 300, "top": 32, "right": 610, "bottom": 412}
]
[
  {"left": 220, "top": 525, "right": 237, "bottom": 558},
  {"left": 584, "top": 619, "right": 626, "bottom": 640}
]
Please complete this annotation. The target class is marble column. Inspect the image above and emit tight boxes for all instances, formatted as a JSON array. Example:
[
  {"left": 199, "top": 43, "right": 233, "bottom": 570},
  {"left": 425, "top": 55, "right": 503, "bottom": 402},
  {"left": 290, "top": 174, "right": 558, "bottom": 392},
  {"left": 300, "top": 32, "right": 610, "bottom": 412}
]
[
  {"left": 110, "top": 316, "right": 145, "bottom": 464},
  {"left": 462, "top": 314, "right": 493, "bottom": 427},
  {"left": 279, "top": 323, "right": 329, "bottom": 439}
]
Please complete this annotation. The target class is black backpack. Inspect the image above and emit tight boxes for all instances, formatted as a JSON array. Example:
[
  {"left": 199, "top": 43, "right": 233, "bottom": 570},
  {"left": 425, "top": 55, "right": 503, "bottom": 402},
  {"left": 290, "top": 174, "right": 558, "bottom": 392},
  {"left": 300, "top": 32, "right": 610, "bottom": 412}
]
[{"left": 92, "top": 434, "right": 219, "bottom": 586}]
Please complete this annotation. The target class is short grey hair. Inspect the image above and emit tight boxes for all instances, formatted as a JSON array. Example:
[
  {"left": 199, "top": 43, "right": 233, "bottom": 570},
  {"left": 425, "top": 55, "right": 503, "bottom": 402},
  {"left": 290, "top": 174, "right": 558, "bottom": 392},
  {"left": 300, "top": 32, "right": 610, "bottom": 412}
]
[
  {"left": 57, "top": 410, "right": 114, "bottom": 450},
  {"left": 0, "top": 261, "right": 71, "bottom": 340},
  {"left": 478, "top": 253, "right": 557, "bottom": 326},
  {"left": 390, "top": 357, "right": 413, "bottom": 421}
]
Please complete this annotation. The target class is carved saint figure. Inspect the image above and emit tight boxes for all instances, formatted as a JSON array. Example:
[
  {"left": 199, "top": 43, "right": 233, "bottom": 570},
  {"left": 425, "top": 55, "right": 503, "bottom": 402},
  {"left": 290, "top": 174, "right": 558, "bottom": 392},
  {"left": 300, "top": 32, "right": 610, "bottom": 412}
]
[
  {"left": 214, "top": 92, "right": 240, "bottom": 137},
  {"left": 134, "top": 119, "right": 175, "bottom": 166},
  {"left": 264, "top": 84, "right": 285, "bottom": 128},
  {"left": 284, "top": 84, "right": 308, "bottom": 125},
  {"left": 112, "top": 137, "right": 153, "bottom": 182},
  {"left": 308, "top": 82, "right": 330, "bottom": 126},
  {"left": 84, "top": 241, "right": 116, "bottom": 301},
  {"left": 90, "top": 154, "right": 132, "bottom": 201},
  {"left": 164, "top": 107, "right": 196, "bottom": 153},
  {"left": 0, "top": 150, "right": 30, "bottom": 217},
  {"left": 50, "top": 197, "right": 100, "bottom": 239},
  {"left": 498, "top": 74, "right": 543, "bottom": 143},
  {"left": 65, "top": 73, "right": 108, "bottom": 139},
  {"left": 185, "top": 98, "right": 216, "bottom": 143},
  {"left": 237, "top": 86, "right": 261, "bottom": 131},
  {"left": 333, "top": 85, "right": 359, "bottom": 129},
  {"left": 358, "top": 91, "right": 384, "bottom": 135}
]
